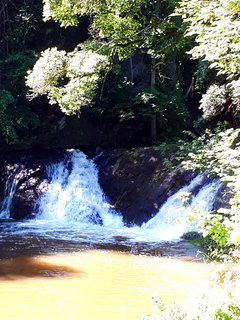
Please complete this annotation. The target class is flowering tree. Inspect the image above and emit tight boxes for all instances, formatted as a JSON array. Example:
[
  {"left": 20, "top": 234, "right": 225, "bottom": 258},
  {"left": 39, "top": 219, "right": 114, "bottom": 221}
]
[
  {"left": 26, "top": 47, "right": 110, "bottom": 114},
  {"left": 26, "top": 0, "right": 183, "bottom": 123},
  {"left": 26, "top": 0, "right": 146, "bottom": 114}
]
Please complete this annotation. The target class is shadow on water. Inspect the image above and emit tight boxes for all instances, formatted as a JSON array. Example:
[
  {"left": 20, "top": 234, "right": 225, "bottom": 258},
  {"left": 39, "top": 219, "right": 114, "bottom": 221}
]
[
  {"left": 0, "top": 220, "right": 203, "bottom": 281},
  {"left": 0, "top": 256, "right": 84, "bottom": 280},
  {"left": 0, "top": 233, "right": 201, "bottom": 259},
  {"left": 0, "top": 235, "right": 133, "bottom": 258}
]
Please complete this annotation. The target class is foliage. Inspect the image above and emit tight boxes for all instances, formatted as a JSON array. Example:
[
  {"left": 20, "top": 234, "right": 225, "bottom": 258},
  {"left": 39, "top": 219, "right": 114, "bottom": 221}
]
[
  {"left": 42, "top": 0, "right": 185, "bottom": 59},
  {"left": 43, "top": 0, "right": 145, "bottom": 59},
  {"left": 26, "top": 47, "right": 110, "bottom": 115},
  {"left": 0, "top": 90, "right": 16, "bottom": 141},
  {"left": 177, "top": 0, "right": 240, "bottom": 78},
  {"left": 198, "top": 81, "right": 240, "bottom": 120},
  {"left": 0, "top": 90, "right": 39, "bottom": 143},
  {"left": 0, "top": 50, "right": 40, "bottom": 142},
  {"left": 199, "top": 84, "right": 227, "bottom": 120},
  {"left": 177, "top": 0, "right": 240, "bottom": 120},
  {"left": 0, "top": 0, "right": 41, "bottom": 56},
  {"left": 27, "top": 0, "right": 191, "bottom": 122},
  {"left": 143, "top": 290, "right": 240, "bottom": 320},
  {"left": 89, "top": 75, "right": 188, "bottom": 139},
  {"left": 175, "top": 126, "right": 240, "bottom": 261},
  {"left": 0, "top": 0, "right": 41, "bottom": 143},
  {"left": 0, "top": 51, "right": 37, "bottom": 91}
]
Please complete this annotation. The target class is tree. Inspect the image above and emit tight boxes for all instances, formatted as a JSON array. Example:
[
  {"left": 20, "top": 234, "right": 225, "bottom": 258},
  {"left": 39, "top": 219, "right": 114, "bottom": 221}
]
[
  {"left": 177, "top": 0, "right": 240, "bottom": 120},
  {"left": 0, "top": 0, "right": 40, "bottom": 143},
  {"left": 26, "top": 0, "right": 188, "bottom": 142},
  {"left": 27, "top": 0, "right": 146, "bottom": 114}
]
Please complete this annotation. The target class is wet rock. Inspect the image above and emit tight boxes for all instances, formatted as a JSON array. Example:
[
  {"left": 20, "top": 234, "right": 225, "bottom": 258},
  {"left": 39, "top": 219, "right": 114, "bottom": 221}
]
[
  {"left": 0, "top": 146, "right": 230, "bottom": 224},
  {"left": 0, "top": 150, "right": 63, "bottom": 219},
  {"left": 96, "top": 147, "right": 194, "bottom": 225},
  {"left": 212, "top": 184, "right": 232, "bottom": 211},
  {"left": 182, "top": 231, "right": 202, "bottom": 241},
  {"left": 11, "top": 177, "right": 49, "bottom": 219}
]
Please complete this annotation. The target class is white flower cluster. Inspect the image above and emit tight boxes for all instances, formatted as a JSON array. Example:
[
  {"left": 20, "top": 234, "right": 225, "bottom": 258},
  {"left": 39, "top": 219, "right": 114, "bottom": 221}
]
[
  {"left": 26, "top": 47, "right": 67, "bottom": 97},
  {"left": 199, "top": 84, "right": 227, "bottom": 120},
  {"left": 67, "top": 50, "right": 108, "bottom": 76},
  {"left": 42, "top": 0, "right": 52, "bottom": 22},
  {"left": 26, "top": 48, "right": 109, "bottom": 114}
]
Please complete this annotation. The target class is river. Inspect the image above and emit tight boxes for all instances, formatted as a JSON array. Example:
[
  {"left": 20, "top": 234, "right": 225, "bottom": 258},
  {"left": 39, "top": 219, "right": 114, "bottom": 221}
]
[
  {"left": 0, "top": 221, "right": 211, "bottom": 320},
  {"left": 0, "top": 150, "right": 220, "bottom": 319}
]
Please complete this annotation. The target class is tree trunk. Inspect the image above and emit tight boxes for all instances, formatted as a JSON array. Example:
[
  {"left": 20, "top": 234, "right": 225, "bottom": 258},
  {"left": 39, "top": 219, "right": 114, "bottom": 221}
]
[
  {"left": 148, "top": 0, "right": 160, "bottom": 144},
  {"left": 129, "top": 56, "right": 134, "bottom": 83},
  {"left": 150, "top": 57, "right": 157, "bottom": 144}
]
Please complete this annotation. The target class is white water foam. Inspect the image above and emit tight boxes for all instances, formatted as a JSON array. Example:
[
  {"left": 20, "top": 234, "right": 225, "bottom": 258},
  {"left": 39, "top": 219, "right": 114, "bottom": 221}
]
[
  {"left": 0, "top": 150, "right": 222, "bottom": 243},
  {"left": 36, "top": 150, "right": 123, "bottom": 227},
  {"left": 142, "top": 175, "right": 222, "bottom": 240},
  {"left": 0, "top": 165, "right": 23, "bottom": 219}
]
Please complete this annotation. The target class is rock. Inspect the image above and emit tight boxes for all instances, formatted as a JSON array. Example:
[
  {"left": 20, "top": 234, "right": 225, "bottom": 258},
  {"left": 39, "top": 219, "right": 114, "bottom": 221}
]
[
  {"left": 181, "top": 232, "right": 202, "bottom": 241},
  {"left": 11, "top": 177, "right": 49, "bottom": 219},
  {"left": 212, "top": 184, "right": 232, "bottom": 211},
  {"left": 96, "top": 147, "right": 194, "bottom": 225},
  {"left": 0, "top": 150, "right": 63, "bottom": 219},
  {"left": 0, "top": 146, "right": 231, "bottom": 223}
]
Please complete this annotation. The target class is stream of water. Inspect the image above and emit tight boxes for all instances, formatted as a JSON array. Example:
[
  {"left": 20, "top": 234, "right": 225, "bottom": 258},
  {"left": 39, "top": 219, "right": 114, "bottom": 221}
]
[{"left": 0, "top": 150, "right": 221, "bottom": 319}]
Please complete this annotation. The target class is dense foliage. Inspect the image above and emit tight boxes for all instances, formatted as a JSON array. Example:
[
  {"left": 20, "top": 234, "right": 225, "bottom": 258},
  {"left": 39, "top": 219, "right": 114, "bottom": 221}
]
[
  {"left": 0, "top": 0, "right": 41, "bottom": 142},
  {"left": 177, "top": 0, "right": 240, "bottom": 120},
  {"left": 0, "top": 0, "right": 238, "bottom": 143},
  {"left": 26, "top": 0, "right": 191, "bottom": 142},
  {"left": 172, "top": 126, "right": 240, "bottom": 261}
]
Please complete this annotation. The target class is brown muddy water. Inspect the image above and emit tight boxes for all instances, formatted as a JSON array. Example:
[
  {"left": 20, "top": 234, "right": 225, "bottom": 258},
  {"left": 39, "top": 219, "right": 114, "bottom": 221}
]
[{"left": 0, "top": 223, "right": 211, "bottom": 320}]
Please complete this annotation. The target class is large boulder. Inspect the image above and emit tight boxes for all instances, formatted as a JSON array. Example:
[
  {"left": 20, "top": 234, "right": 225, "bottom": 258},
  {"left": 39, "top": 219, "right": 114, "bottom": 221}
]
[
  {"left": 96, "top": 147, "right": 195, "bottom": 225},
  {"left": 0, "top": 150, "right": 63, "bottom": 219}
]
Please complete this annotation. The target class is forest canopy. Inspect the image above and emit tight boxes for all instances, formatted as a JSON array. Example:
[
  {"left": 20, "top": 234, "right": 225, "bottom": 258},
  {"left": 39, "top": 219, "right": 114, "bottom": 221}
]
[
  {"left": 0, "top": 0, "right": 239, "bottom": 143},
  {"left": 26, "top": 0, "right": 240, "bottom": 124}
]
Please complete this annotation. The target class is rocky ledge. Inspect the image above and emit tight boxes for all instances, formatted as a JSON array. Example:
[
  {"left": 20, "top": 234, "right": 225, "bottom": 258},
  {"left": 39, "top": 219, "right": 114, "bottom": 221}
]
[{"left": 0, "top": 147, "right": 229, "bottom": 223}]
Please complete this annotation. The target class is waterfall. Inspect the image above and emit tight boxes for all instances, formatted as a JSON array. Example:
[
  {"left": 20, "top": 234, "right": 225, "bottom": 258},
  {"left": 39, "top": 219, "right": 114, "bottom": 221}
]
[
  {"left": 0, "top": 165, "right": 23, "bottom": 219},
  {"left": 142, "top": 175, "right": 222, "bottom": 240},
  {"left": 0, "top": 149, "right": 223, "bottom": 242},
  {"left": 35, "top": 150, "right": 123, "bottom": 227}
]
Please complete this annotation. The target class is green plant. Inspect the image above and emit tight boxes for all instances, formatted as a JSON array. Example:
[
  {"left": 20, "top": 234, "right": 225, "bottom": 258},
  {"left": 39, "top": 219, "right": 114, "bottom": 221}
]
[
  {"left": 199, "top": 84, "right": 227, "bottom": 120},
  {"left": 177, "top": 0, "right": 240, "bottom": 120},
  {"left": 0, "top": 90, "right": 39, "bottom": 143},
  {"left": 177, "top": 126, "right": 240, "bottom": 261}
]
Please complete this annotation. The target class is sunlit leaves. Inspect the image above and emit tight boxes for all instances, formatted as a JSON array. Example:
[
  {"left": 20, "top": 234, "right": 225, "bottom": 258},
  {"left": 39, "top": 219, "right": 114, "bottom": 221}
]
[
  {"left": 177, "top": 0, "right": 240, "bottom": 78},
  {"left": 43, "top": 0, "right": 99, "bottom": 27},
  {"left": 26, "top": 47, "right": 110, "bottom": 114},
  {"left": 26, "top": 48, "right": 67, "bottom": 97},
  {"left": 180, "top": 127, "right": 240, "bottom": 260},
  {"left": 199, "top": 84, "right": 227, "bottom": 120}
]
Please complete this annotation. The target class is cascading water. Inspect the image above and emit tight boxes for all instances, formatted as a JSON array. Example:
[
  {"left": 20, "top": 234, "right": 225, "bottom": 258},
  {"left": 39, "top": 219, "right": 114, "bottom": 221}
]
[
  {"left": 142, "top": 176, "right": 222, "bottom": 240},
  {"left": 0, "top": 165, "right": 23, "bottom": 219},
  {"left": 0, "top": 149, "right": 222, "bottom": 244},
  {"left": 36, "top": 150, "right": 123, "bottom": 227}
]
